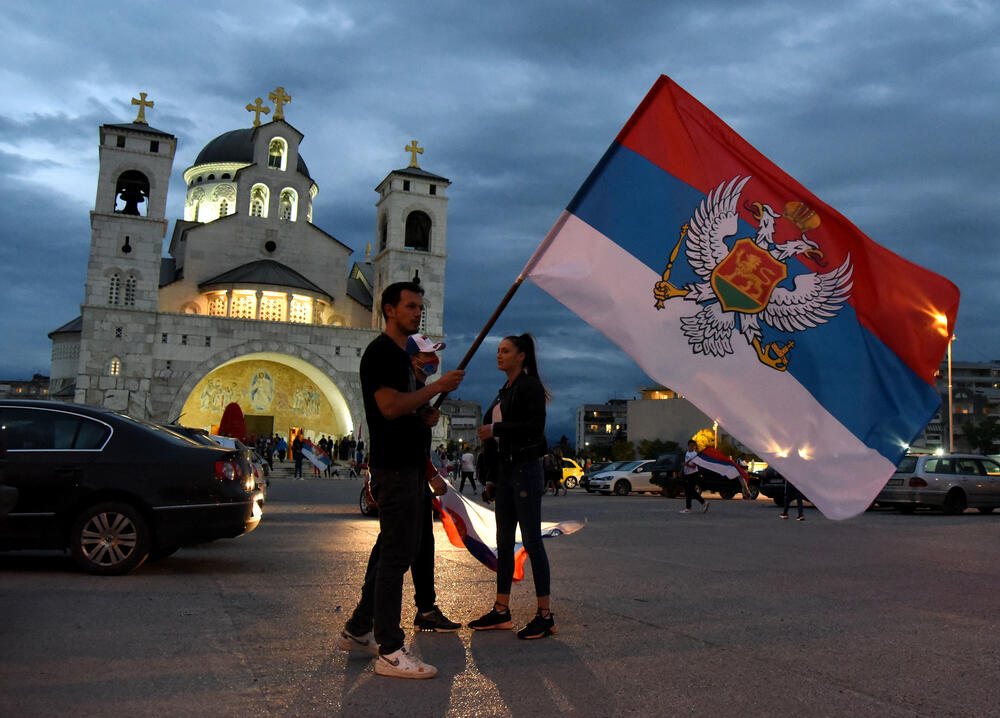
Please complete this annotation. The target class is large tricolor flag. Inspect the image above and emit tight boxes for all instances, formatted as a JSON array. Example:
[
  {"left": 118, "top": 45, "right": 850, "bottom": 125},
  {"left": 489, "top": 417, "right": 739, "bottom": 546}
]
[{"left": 522, "top": 76, "right": 959, "bottom": 520}]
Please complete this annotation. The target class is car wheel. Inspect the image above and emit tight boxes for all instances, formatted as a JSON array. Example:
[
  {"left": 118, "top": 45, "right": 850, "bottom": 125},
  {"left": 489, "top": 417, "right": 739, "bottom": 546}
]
[
  {"left": 565, "top": 476, "right": 578, "bottom": 489},
  {"left": 772, "top": 497, "right": 783, "bottom": 507},
  {"left": 742, "top": 484, "right": 760, "bottom": 500},
  {"left": 662, "top": 487, "right": 680, "bottom": 498},
  {"left": 70, "top": 502, "right": 150, "bottom": 575},
  {"left": 719, "top": 489, "right": 735, "bottom": 500},
  {"left": 613, "top": 480, "right": 631, "bottom": 496},
  {"left": 359, "top": 487, "right": 378, "bottom": 517},
  {"left": 976, "top": 506, "right": 994, "bottom": 514},
  {"left": 942, "top": 489, "right": 967, "bottom": 515}
]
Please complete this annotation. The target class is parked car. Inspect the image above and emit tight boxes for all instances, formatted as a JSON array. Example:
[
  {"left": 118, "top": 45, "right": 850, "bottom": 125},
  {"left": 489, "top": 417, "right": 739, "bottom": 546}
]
[
  {"left": 0, "top": 400, "right": 263, "bottom": 574},
  {"left": 757, "top": 467, "right": 805, "bottom": 506},
  {"left": 581, "top": 461, "right": 624, "bottom": 492},
  {"left": 875, "top": 453, "right": 1000, "bottom": 514},
  {"left": 648, "top": 451, "right": 685, "bottom": 496},
  {"left": 651, "top": 453, "right": 759, "bottom": 500},
  {"left": 562, "top": 458, "right": 584, "bottom": 489},
  {"left": 587, "top": 460, "right": 658, "bottom": 495},
  {"left": 207, "top": 434, "right": 269, "bottom": 499}
]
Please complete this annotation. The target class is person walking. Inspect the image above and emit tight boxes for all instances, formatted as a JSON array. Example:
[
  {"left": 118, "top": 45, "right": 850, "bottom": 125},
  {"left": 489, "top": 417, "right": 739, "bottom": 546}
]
[
  {"left": 459, "top": 448, "right": 477, "bottom": 494},
  {"left": 337, "top": 282, "right": 464, "bottom": 679},
  {"left": 470, "top": 334, "right": 557, "bottom": 640},
  {"left": 776, "top": 469, "right": 805, "bottom": 521},
  {"left": 680, "top": 439, "right": 709, "bottom": 514}
]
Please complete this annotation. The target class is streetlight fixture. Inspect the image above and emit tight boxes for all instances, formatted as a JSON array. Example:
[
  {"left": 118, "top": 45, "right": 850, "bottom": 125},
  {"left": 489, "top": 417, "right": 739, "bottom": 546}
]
[{"left": 936, "top": 315, "right": 954, "bottom": 453}]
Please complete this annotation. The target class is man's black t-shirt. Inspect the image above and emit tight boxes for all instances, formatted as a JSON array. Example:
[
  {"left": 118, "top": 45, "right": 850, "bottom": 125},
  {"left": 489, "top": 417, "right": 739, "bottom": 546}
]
[{"left": 360, "top": 333, "right": 425, "bottom": 470}]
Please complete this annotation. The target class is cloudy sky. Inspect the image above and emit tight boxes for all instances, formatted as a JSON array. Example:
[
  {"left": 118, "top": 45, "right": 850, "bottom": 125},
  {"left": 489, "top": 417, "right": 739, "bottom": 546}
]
[{"left": 1, "top": 0, "right": 997, "bottom": 443}]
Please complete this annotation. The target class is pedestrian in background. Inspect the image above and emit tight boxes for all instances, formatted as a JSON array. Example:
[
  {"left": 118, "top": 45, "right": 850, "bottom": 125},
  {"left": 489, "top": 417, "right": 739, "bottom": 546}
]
[{"left": 680, "top": 439, "right": 709, "bottom": 514}]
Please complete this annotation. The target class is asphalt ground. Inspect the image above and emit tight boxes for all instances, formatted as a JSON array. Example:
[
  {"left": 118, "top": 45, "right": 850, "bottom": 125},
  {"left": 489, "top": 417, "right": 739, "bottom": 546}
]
[{"left": 1, "top": 464, "right": 998, "bottom": 717}]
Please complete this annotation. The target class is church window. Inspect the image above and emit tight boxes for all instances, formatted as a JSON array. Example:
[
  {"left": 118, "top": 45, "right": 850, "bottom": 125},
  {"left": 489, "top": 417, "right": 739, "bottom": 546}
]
[
  {"left": 356, "top": 348, "right": 361, "bottom": 357},
  {"left": 404, "top": 211, "right": 431, "bottom": 251},
  {"left": 161, "top": 333, "right": 168, "bottom": 343},
  {"left": 181, "top": 335, "right": 187, "bottom": 346},
  {"left": 114, "top": 327, "right": 123, "bottom": 338},
  {"left": 259, "top": 292, "right": 286, "bottom": 322},
  {"left": 205, "top": 336, "right": 212, "bottom": 347},
  {"left": 109, "top": 357, "right": 122, "bottom": 376},
  {"left": 222, "top": 173, "right": 231, "bottom": 179},
  {"left": 403, "top": 180, "right": 411, "bottom": 192},
  {"left": 114, "top": 170, "right": 150, "bottom": 216},
  {"left": 208, "top": 174, "right": 215, "bottom": 180},
  {"left": 379, "top": 216, "right": 388, "bottom": 252},
  {"left": 279, "top": 189, "right": 297, "bottom": 221},
  {"left": 231, "top": 291, "right": 256, "bottom": 319},
  {"left": 219, "top": 199, "right": 228, "bottom": 217},
  {"left": 250, "top": 184, "right": 269, "bottom": 218},
  {"left": 116, "top": 136, "right": 126, "bottom": 148},
  {"left": 289, "top": 295, "right": 312, "bottom": 324},
  {"left": 108, "top": 274, "right": 121, "bottom": 305},
  {"left": 150, "top": 140, "right": 159, "bottom": 153},
  {"left": 208, "top": 293, "right": 227, "bottom": 317},
  {"left": 124, "top": 275, "right": 137, "bottom": 306},
  {"left": 430, "top": 184, "right": 437, "bottom": 195},
  {"left": 268, "top": 138, "right": 287, "bottom": 170}
]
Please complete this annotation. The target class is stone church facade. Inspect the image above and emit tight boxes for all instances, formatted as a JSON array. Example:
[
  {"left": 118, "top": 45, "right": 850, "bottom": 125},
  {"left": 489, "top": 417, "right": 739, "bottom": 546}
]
[{"left": 49, "top": 89, "right": 450, "bottom": 443}]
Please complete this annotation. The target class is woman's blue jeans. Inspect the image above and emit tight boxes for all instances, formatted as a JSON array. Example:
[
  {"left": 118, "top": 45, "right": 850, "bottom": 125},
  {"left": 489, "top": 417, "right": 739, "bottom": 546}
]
[{"left": 495, "top": 457, "right": 550, "bottom": 597}]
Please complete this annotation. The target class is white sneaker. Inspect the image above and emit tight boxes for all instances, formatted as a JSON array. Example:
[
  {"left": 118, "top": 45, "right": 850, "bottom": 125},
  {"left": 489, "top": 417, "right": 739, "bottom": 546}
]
[
  {"left": 374, "top": 645, "right": 437, "bottom": 679},
  {"left": 337, "top": 629, "right": 378, "bottom": 656},
  {"left": 679, "top": 508, "right": 692, "bottom": 514}
]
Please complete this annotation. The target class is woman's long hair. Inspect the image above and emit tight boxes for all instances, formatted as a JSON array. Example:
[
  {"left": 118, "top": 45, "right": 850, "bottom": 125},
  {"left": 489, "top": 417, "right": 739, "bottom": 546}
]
[{"left": 505, "top": 333, "right": 551, "bottom": 402}]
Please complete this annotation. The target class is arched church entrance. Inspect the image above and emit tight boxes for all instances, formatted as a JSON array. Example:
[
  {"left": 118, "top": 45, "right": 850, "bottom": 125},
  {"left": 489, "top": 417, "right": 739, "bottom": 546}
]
[{"left": 176, "top": 352, "right": 354, "bottom": 444}]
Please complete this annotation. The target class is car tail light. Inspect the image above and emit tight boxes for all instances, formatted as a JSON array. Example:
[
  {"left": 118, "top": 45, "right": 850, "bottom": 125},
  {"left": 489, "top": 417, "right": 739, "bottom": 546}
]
[
  {"left": 909, "top": 477, "right": 928, "bottom": 487},
  {"left": 216, "top": 459, "right": 237, "bottom": 481}
]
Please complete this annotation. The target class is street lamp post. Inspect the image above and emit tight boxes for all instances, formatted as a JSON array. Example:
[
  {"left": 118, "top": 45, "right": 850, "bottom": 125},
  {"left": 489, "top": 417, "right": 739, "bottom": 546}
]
[{"left": 947, "top": 335, "right": 954, "bottom": 453}]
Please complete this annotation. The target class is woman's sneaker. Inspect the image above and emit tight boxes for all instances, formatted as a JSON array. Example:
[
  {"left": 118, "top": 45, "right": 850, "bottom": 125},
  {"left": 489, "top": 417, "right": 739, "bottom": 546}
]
[
  {"left": 517, "top": 612, "right": 557, "bottom": 639},
  {"left": 374, "top": 645, "right": 437, "bottom": 679},
  {"left": 468, "top": 606, "right": 513, "bottom": 630},
  {"left": 414, "top": 605, "right": 461, "bottom": 632},
  {"left": 336, "top": 628, "right": 378, "bottom": 656}
]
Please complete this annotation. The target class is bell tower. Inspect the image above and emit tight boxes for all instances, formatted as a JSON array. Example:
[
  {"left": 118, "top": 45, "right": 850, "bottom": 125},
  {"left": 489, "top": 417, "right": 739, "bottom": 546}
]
[
  {"left": 371, "top": 140, "right": 450, "bottom": 336},
  {"left": 76, "top": 92, "right": 177, "bottom": 413}
]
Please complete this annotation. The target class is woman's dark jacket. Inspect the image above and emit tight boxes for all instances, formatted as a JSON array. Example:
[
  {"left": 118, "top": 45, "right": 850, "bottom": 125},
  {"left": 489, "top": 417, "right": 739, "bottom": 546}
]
[{"left": 481, "top": 372, "right": 547, "bottom": 484}]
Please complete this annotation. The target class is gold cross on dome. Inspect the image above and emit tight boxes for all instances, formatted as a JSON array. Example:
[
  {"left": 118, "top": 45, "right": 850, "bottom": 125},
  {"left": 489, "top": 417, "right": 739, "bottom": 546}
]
[
  {"left": 131, "top": 92, "right": 154, "bottom": 124},
  {"left": 269, "top": 86, "right": 291, "bottom": 120},
  {"left": 405, "top": 139, "right": 423, "bottom": 168},
  {"left": 246, "top": 97, "right": 270, "bottom": 127}
]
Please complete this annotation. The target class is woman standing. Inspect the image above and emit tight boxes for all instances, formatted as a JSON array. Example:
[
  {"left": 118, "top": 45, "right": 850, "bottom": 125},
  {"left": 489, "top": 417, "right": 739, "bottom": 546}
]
[{"left": 470, "top": 334, "right": 556, "bottom": 639}]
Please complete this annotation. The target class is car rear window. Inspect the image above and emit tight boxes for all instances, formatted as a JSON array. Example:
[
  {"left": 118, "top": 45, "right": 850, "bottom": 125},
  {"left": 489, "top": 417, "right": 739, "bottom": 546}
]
[
  {"left": 894, "top": 456, "right": 918, "bottom": 474},
  {"left": 0, "top": 408, "right": 110, "bottom": 450},
  {"left": 979, "top": 458, "right": 1000, "bottom": 476}
]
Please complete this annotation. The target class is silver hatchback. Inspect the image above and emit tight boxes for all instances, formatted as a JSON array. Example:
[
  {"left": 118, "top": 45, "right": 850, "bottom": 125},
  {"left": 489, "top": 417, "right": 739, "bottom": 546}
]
[{"left": 876, "top": 453, "right": 1000, "bottom": 515}]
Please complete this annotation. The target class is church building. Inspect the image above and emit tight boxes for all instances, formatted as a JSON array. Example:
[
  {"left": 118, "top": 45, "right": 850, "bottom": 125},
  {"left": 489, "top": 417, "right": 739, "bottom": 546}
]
[{"left": 48, "top": 89, "right": 451, "bottom": 443}]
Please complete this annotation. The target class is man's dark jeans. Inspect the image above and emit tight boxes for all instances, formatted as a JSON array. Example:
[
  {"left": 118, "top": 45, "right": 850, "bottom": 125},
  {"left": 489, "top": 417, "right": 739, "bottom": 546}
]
[
  {"left": 495, "top": 457, "right": 550, "bottom": 597},
  {"left": 344, "top": 466, "right": 423, "bottom": 655}
]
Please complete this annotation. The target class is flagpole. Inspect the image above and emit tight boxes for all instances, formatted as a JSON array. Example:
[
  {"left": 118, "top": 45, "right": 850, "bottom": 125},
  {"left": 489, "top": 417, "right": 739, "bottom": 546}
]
[{"left": 432, "top": 274, "right": 527, "bottom": 408}]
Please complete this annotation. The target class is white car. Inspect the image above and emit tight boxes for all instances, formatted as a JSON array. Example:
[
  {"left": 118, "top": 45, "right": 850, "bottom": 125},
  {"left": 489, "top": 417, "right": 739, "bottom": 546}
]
[{"left": 587, "top": 460, "right": 657, "bottom": 496}]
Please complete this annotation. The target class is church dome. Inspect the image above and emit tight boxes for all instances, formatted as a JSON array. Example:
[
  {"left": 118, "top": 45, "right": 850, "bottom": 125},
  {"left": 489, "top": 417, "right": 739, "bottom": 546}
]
[{"left": 194, "top": 128, "right": 312, "bottom": 178}]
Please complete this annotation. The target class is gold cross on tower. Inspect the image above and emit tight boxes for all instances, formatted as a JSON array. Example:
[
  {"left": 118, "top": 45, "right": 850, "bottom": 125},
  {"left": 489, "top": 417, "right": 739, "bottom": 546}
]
[
  {"left": 268, "top": 86, "right": 291, "bottom": 121},
  {"left": 405, "top": 139, "right": 423, "bottom": 168},
  {"left": 131, "top": 92, "right": 154, "bottom": 124},
  {"left": 246, "top": 97, "right": 271, "bottom": 127}
]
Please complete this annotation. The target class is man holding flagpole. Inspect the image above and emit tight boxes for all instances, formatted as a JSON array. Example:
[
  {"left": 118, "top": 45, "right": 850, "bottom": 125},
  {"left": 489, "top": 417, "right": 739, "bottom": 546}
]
[{"left": 337, "top": 282, "right": 464, "bottom": 679}]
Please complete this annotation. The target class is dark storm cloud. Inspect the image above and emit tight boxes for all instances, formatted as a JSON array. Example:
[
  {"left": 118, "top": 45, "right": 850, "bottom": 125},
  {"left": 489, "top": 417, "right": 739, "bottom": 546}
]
[{"left": 1, "top": 0, "right": 997, "bottom": 441}]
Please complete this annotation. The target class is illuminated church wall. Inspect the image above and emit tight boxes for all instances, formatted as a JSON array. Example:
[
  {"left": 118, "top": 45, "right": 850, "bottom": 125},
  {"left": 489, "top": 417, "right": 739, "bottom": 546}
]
[{"left": 180, "top": 359, "right": 344, "bottom": 440}]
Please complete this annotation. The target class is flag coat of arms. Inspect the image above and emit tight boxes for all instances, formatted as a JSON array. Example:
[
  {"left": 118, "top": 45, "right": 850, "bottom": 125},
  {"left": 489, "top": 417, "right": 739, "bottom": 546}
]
[{"left": 523, "top": 75, "right": 960, "bottom": 519}]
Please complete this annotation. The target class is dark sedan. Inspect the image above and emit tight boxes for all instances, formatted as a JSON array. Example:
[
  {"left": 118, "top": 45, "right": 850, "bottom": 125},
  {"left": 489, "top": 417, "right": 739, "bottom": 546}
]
[{"left": 0, "top": 400, "right": 263, "bottom": 574}]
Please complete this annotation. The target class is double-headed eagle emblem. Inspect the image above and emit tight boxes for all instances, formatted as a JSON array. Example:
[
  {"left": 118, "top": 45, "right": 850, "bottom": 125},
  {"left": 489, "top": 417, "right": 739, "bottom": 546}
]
[{"left": 653, "top": 176, "right": 853, "bottom": 371}]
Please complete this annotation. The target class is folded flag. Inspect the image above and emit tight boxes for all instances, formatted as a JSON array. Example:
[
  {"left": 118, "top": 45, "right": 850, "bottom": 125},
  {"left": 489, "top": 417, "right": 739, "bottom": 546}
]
[
  {"left": 432, "top": 482, "right": 585, "bottom": 581},
  {"left": 522, "top": 75, "right": 960, "bottom": 519}
]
